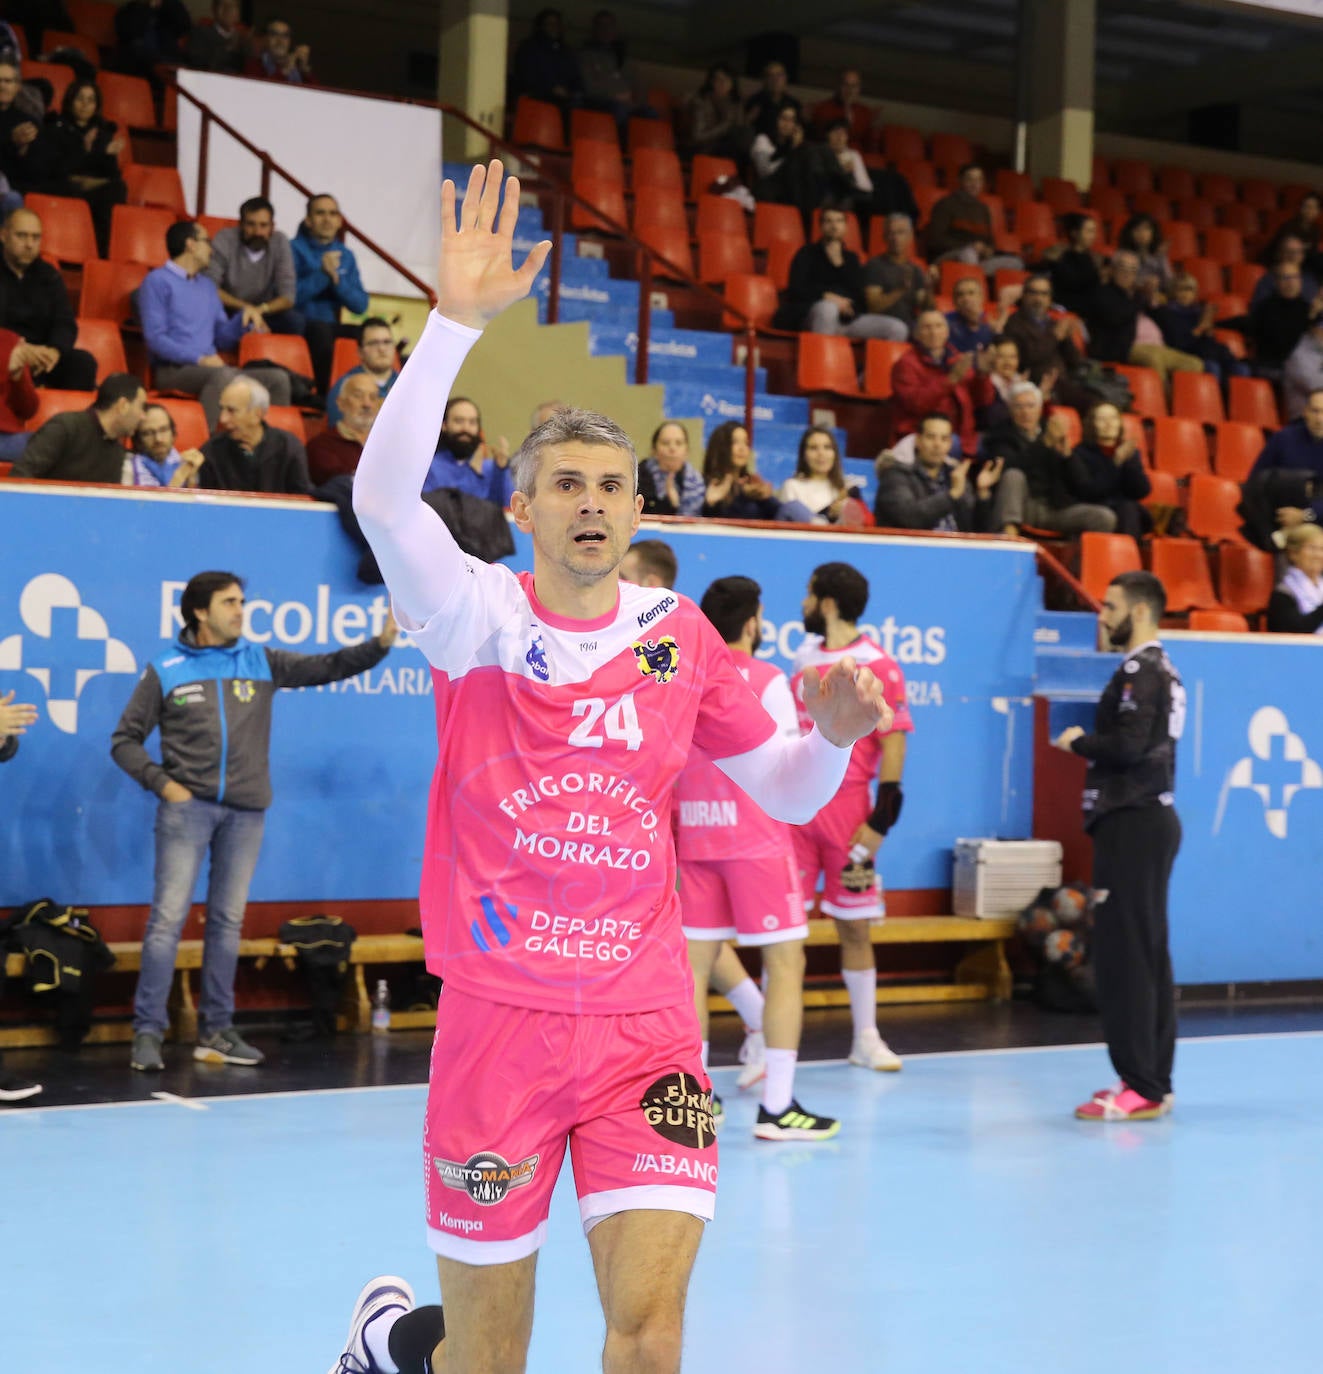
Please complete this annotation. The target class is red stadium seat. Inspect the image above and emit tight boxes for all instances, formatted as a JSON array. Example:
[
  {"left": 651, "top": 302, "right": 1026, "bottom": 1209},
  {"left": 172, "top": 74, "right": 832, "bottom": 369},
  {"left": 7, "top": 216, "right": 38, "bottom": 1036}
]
[
  {"left": 1080, "top": 532, "right": 1142, "bottom": 603},
  {"left": 722, "top": 273, "right": 779, "bottom": 331},
  {"left": 1217, "top": 543, "right": 1275, "bottom": 615},
  {"left": 810, "top": 208, "right": 863, "bottom": 257},
  {"left": 74, "top": 317, "right": 127, "bottom": 382},
  {"left": 1228, "top": 376, "right": 1281, "bottom": 430},
  {"left": 1158, "top": 167, "right": 1196, "bottom": 201},
  {"left": 569, "top": 108, "right": 618, "bottom": 146},
  {"left": 626, "top": 116, "right": 673, "bottom": 153},
  {"left": 939, "top": 260, "right": 983, "bottom": 296},
  {"left": 1089, "top": 185, "right": 1128, "bottom": 220},
  {"left": 66, "top": 0, "right": 117, "bottom": 46},
  {"left": 1171, "top": 371, "right": 1225, "bottom": 427},
  {"left": 41, "top": 30, "right": 100, "bottom": 63},
  {"left": 882, "top": 126, "right": 926, "bottom": 163},
  {"left": 21, "top": 61, "right": 74, "bottom": 109},
  {"left": 1111, "top": 364, "right": 1167, "bottom": 419},
  {"left": 571, "top": 177, "right": 627, "bottom": 233},
  {"left": 1227, "top": 262, "right": 1266, "bottom": 298},
  {"left": 689, "top": 155, "right": 738, "bottom": 202},
  {"left": 1153, "top": 416, "right": 1210, "bottom": 476},
  {"left": 912, "top": 184, "right": 944, "bottom": 225},
  {"left": 78, "top": 258, "right": 148, "bottom": 322},
  {"left": 631, "top": 147, "right": 683, "bottom": 195},
  {"left": 1199, "top": 172, "right": 1236, "bottom": 203},
  {"left": 1150, "top": 538, "right": 1222, "bottom": 611},
  {"left": 198, "top": 214, "right": 238, "bottom": 240},
  {"left": 1202, "top": 226, "right": 1244, "bottom": 264},
  {"left": 22, "top": 193, "right": 99, "bottom": 263},
  {"left": 695, "top": 193, "right": 748, "bottom": 241},
  {"left": 330, "top": 336, "right": 370, "bottom": 386},
  {"left": 1113, "top": 159, "right": 1154, "bottom": 195},
  {"left": 863, "top": 339, "right": 908, "bottom": 398},
  {"left": 994, "top": 267, "right": 1027, "bottom": 296},
  {"left": 1208, "top": 293, "right": 1247, "bottom": 323},
  {"left": 26, "top": 389, "right": 95, "bottom": 431},
  {"left": 1239, "top": 179, "right": 1279, "bottom": 213},
  {"left": 511, "top": 96, "right": 566, "bottom": 151},
  {"left": 1163, "top": 221, "right": 1198, "bottom": 261},
  {"left": 1122, "top": 412, "right": 1149, "bottom": 463},
  {"left": 979, "top": 192, "right": 1007, "bottom": 237},
  {"left": 1187, "top": 473, "right": 1250, "bottom": 544},
  {"left": 1143, "top": 469, "right": 1180, "bottom": 511},
  {"left": 1218, "top": 203, "right": 1261, "bottom": 237},
  {"left": 893, "top": 158, "right": 937, "bottom": 189},
  {"left": 697, "top": 231, "right": 754, "bottom": 284},
  {"left": 1189, "top": 609, "right": 1249, "bottom": 632},
  {"left": 634, "top": 221, "right": 694, "bottom": 281},
  {"left": 797, "top": 333, "right": 861, "bottom": 395},
  {"left": 631, "top": 193, "right": 686, "bottom": 232},
  {"left": 1040, "top": 177, "right": 1082, "bottom": 213},
  {"left": 1013, "top": 201, "right": 1057, "bottom": 245},
  {"left": 1179, "top": 257, "right": 1224, "bottom": 298},
  {"left": 996, "top": 169, "right": 1034, "bottom": 204},
  {"left": 1176, "top": 197, "right": 1217, "bottom": 230},
  {"left": 239, "top": 332, "right": 315, "bottom": 378},
  {"left": 752, "top": 202, "right": 803, "bottom": 252},
  {"left": 764, "top": 238, "right": 798, "bottom": 291},
  {"left": 1213, "top": 421, "right": 1265, "bottom": 482},
  {"left": 267, "top": 405, "right": 307, "bottom": 442},
  {"left": 570, "top": 138, "right": 623, "bottom": 186},
  {"left": 1091, "top": 154, "right": 1111, "bottom": 188},
  {"left": 108, "top": 205, "right": 173, "bottom": 265},
  {"left": 930, "top": 133, "right": 973, "bottom": 167},
  {"left": 124, "top": 164, "right": 188, "bottom": 215},
  {"left": 154, "top": 396, "right": 209, "bottom": 449},
  {"left": 1131, "top": 190, "right": 1171, "bottom": 221},
  {"left": 98, "top": 71, "right": 156, "bottom": 129}
]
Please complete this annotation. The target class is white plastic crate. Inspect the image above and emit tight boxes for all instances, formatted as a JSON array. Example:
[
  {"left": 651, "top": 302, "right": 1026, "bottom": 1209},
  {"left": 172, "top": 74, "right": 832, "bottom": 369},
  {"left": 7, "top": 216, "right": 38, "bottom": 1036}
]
[{"left": 952, "top": 839, "right": 1064, "bottom": 919}]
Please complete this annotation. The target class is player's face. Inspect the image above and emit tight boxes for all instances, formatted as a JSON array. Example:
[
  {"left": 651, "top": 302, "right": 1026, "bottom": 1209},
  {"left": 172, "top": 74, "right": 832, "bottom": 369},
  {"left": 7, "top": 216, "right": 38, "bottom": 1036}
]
[
  {"left": 515, "top": 442, "right": 643, "bottom": 585},
  {"left": 802, "top": 582, "right": 826, "bottom": 637},
  {"left": 1099, "top": 586, "right": 1134, "bottom": 649}
]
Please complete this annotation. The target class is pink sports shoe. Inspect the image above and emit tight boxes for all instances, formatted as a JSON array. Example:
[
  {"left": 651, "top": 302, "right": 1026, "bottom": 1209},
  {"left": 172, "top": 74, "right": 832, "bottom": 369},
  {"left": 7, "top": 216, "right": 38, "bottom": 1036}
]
[{"left": 1075, "top": 1086, "right": 1171, "bottom": 1121}]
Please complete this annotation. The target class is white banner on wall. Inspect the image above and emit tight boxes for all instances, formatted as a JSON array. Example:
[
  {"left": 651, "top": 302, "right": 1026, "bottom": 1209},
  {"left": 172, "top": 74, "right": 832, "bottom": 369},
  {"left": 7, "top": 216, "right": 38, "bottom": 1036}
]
[{"left": 176, "top": 71, "right": 440, "bottom": 300}]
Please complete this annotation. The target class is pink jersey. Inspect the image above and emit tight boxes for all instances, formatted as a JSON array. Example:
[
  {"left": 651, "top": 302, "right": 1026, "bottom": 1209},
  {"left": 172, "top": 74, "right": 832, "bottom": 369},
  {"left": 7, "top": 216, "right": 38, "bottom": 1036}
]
[
  {"left": 673, "top": 657, "right": 799, "bottom": 863},
  {"left": 789, "top": 634, "right": 914, "bottom": 795},
  {"left": 404, "top": 570, "right": 776, "bottom": 1016}
]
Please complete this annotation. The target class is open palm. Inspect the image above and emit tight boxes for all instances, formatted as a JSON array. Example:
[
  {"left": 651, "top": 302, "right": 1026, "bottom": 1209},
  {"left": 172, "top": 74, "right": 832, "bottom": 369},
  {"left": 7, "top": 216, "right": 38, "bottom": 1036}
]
[{"left": 438, "top": 159, "right": 551, "bottom": 330}]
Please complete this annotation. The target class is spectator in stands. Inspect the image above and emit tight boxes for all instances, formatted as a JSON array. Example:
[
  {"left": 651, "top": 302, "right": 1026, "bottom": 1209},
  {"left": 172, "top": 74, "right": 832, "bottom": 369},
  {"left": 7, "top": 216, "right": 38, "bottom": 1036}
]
[
  {"left": 576, "top": 9, "right": 651, "bottom": 132},
  {"left": 1003, "top": 273, "right": 1081, "bottom": 394},
  {"left": 982, "top": 333, "right": 1024, "bottom": 428},
  {"left": 244, "top": 17, "right": 312, "bottom": 84},
  {"left": 925, "top": 164, "right": 1022, "bottom": 275},
  {"left": 1252, "top": 235, "right": 1319, "bottom": 309},
  {"left": 874, "top": 412, "right": 1000, "bottom": 532},
  {"left": 639, "top": 419, "right": 704, "bottom": 516},
  {"left": 1050, "top": 212, "right": 1102, "bottom": 317},
  {"left": 810, "top": 68, "right": 873, "bottom": 146},
  {"left": 1069, "top": 401, "right": 1152, "bottom": 540},
  {"left": 1284, "top": 316, "right": 1323, "bottom": 420},
  {"left": 775, "top": 205, "right": 898, "bottom": 340},
  {"left": 683, "top": 64, "right": 751, "bottom": 165},
  {"left": 891, "top": 308, "right": 995, "bottom": 455},
  {"left": 1085, "top": 251, "right": 1203, "bottom": 391},
  {"left": 1245, "top": 258, "right": 1321, "bottom": 380},
  {"left": 0, "top": 63, "right": 58, "bottom": 200},
  {"left": 185, "top": 0, "right": 248, "bottom": 74},
  {"left": 0, "top": 207, "right": 96, "bottom": 390},
  {"left": 861, "top": 212, "right": 928, "bottom": 340},
  {"left": 1151, "top": 272, "right": 1248, "bottom": 383},
  {"left": 1267, "top": 523, "right": 1323, "bottom": 635},
  {"left": 946, "top": 273, "right": 1007, "bottom": 353},
  {"left": 750, "top": 106, "right": 837, "bottom": 224},
  {"left": 5, "top": 2, "right": 72, "bottom": 58},
  {"left": 511, "top": 7, "right": 581, "bottom": 115},
  {"left": 979, "top": 381, "right": 1115, "bottom": 536},
  {"left": 49, "top": 81, "right": 127, "bottom": 257},
  {"left": 743, "top": 60, "right": 800, "bottom": 140},
  {"left": 12, "top": 371, "right": 145, "bottom": 482},
  {"left": 209, "top": 196, "right": 304, "bottom": 340},
  {"left": 139, "top": 220, "right": 291, "bottom": 429},
  {"left": 292, "top": 192, "right": 368, "bottom": 393},
  {"left": 530, "top": 398, "right": 566, "bottom": 428},
  {"left": 306, "top": 371, "right": 380, "bottom": 486},
  {"left": 128, "top": 403, "right": 203, "bottom": 487},
  {"left": 0, "top": 324, "right": 37, "bottom": 460},
  {"left": 1262, "top": 199, "right": 1322, "bottom": 274},
  {"left": 198, "top": 375, "right": 309, "bottom": 494},
  {"left": 619, "top": 536, "right": 677, "bottom": 588},
  {"left": 702, "top": 420, "right": 811, "bottom": 521},
  {"left": 422, "top": 395, "right": 512, "bottom": 505},
  {"left": 779, "top": 425, "right": 861, "bottom": 524},
  {"left": 326, "top": 316, "right": 397, "bottom": 424},
  {"left": 1116, "top": 214, "right": 1172, "bottom": 302},
  {"left": 111, "top": 0, "right": 191, "bottom": 79},
  {"left": 1247, "top": 388, "right": 1323, "bottom": 540},
  {"left": 822, "top": 118, "right": 873, "bottom": 219}
]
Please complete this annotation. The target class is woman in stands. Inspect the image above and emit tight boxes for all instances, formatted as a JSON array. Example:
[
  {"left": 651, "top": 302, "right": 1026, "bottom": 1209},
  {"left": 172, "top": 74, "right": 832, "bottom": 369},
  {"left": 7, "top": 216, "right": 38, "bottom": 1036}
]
[
  {"left": 779, "top": 425, "right": 861, "bottom": 524},
  {"left": 1267, "top": 523, "right": 1323, "bottom": 635},
  {"left": 638, "top": 420, "right": 705, "bottom": 516},
  {"left": 1050, "top": 213, "right": 1103, "bottom": 318},
  {"left": 50, "top": 80, "right": 127, "bottom": 256},
  {"left": 1069, "top": 401, "right": 1152, "bottom": 541},
  {"left": 701, "top": 419, "right": 813, "bottom": 522},
  {"left": 1117, "top": 213, "right": 1172, "bottom": 303},
  {"left": 683, "top": 64, "right": 752, "bottom": 170}
]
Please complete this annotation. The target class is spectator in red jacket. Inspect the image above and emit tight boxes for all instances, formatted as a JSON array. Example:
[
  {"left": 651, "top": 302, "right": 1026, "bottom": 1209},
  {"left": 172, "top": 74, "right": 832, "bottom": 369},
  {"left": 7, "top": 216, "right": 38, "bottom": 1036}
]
[
  {"left": 810, "top": 68, "right": 873, "bottom": 147},
  {"left": 891, "top": 308, "right": 995, "bottom": 454},
  {"left": 0, "top": 324, "right": 38, "bottom": 462}
]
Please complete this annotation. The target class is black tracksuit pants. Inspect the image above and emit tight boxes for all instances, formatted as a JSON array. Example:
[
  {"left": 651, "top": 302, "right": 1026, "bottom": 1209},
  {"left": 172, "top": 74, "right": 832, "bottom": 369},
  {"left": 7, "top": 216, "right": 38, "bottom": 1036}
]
[{"left": 1089, "top": 803, "right": 1182, "bottom": 1102}]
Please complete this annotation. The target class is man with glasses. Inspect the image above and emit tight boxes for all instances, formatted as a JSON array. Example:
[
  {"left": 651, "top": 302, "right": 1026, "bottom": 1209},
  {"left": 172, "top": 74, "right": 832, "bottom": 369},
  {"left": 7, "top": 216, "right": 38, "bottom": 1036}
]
[
  {"left": 1003, "top": 274, "right": 1082, "bottom": 398},
  {"left": 1247, "top": 257, "right": 1322, "bottom": 381},
  {"left": 245, "top": 18, "right": 313, "bottom": 84},
  {"left": 128, "top": 403, "right": 205, "bottom": 488},
  {"left": 327, "top": 317, "right": 399, "bottom": 424}
]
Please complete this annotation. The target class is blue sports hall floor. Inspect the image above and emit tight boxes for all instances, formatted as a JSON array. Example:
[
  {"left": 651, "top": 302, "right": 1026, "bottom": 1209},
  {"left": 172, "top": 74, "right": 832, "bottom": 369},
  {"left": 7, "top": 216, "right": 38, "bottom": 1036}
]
[{"left": 4, "top": 999, "right": 1322, "bottom": 1373}]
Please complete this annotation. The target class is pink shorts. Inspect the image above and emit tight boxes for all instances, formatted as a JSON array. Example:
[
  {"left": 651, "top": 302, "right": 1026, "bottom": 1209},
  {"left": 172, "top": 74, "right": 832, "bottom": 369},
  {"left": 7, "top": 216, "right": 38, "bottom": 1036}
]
[
  {"left": 678, "top": 854, "right": 807, "bottom": 946},
  {"left": 424, "top": 987, "right": 718, "bottom": 1264},
  {"left": 792, "top": 792, "right": 885, "bottom": 921}
]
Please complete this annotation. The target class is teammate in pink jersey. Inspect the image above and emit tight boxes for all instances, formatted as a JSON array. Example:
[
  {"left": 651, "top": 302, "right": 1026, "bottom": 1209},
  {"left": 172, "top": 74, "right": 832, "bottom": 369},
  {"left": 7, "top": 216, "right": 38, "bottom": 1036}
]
[
  {"left": 676, "top": 576, "right": 837, "bottom": 1141},
  {"left": 791, "top": 562, "right": 915, "bottom": 1074},
  {"left": 335, "top": 160, "right": 893, "bottom": 1374}
]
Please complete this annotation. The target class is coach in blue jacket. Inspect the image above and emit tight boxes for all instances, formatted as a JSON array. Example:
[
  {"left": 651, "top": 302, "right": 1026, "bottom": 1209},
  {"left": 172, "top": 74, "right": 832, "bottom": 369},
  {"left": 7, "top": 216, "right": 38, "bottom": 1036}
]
[{"left": 111, "top": 570, "right": 394, "bottom": 1073}]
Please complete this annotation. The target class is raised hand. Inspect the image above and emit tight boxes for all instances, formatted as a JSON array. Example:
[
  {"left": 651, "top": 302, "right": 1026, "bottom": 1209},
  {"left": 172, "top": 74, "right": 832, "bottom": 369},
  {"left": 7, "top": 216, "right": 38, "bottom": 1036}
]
[
  {"left": 0, "top": 689, "right": 38, "bottom": 739},
  {"left": 800, "top": 656, "right": 893, "bottom": 748},
  {"left": 438, "top": 160, "right": 551, "bottom": 331}
]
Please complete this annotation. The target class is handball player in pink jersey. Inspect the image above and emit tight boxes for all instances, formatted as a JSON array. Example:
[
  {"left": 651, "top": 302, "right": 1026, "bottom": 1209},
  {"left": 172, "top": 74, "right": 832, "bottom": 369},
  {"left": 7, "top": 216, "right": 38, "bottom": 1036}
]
[{"left": 332, "top": 161, "right": 892, "bottom": 1374}]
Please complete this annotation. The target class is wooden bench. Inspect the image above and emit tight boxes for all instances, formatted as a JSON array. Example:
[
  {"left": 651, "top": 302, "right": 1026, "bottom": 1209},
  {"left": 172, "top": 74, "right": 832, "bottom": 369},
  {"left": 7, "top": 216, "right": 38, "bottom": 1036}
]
[{"left": 2, "top": 919, "right": 1013, "bottom": 1045}]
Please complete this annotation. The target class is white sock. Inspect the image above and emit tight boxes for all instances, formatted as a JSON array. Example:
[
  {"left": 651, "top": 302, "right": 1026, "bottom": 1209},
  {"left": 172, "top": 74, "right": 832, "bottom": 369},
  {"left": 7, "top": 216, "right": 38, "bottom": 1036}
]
[
  {"left": 762, "top": 1048, "right": 797, "bottom": 1115},
  {"left": 726, "top": 977, "right": 764, "bottom": 1032},
  {"left": 701, "top": 1039, "right": 710, "bottom": 1070},
  {"left": 842, "top": 966, "right": 877, "bottom": 1038},
  {"left": 363, "top": 1312, "right": 401, "bottom": 1374}
]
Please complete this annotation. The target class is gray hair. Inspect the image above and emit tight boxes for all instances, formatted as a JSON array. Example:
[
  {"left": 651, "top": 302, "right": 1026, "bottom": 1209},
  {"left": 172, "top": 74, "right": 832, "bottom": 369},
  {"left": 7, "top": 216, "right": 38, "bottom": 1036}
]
[
  {"left": 1008, "top": 381, "right": 1042, "bottom": 405},
  {"left": 886, "top": 213, "right": 913, "bottom": 231},
  {"left": 225, "top": 374, "right": 270, "bottom": 413},
  {"left": 511, "top": 407, "right": 638, "bottom": 496}
]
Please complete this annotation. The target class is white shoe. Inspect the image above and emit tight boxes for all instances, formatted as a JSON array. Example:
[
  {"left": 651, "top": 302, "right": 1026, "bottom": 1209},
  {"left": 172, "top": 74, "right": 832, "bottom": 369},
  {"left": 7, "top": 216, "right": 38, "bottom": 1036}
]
[
  {"left": 735, "top": 1029, "right": 766, "bottom": 1090},
  {"left": 849, "top": 1029, "right": 902, "bottom": 1072},
  {"left": 329, "top": 1275, "right": 415, "bottom": 1374}
]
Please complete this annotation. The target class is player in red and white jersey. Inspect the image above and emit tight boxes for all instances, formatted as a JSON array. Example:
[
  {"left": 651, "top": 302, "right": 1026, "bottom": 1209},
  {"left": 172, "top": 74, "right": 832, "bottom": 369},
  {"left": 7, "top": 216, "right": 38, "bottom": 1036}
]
[
  {"left": 791, "top": 562, "right": 915, "bottom": 1074},
  {"left": 336, "top": 161, "right": 893, "bottom": 1374},
  {"left": 675, "top": 576, "right": 837, "bottom": 1142}
]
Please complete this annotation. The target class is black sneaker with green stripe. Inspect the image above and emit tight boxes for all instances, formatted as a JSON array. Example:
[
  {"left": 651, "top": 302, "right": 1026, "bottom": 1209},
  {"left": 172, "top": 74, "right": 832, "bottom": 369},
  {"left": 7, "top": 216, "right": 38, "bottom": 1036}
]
[{"left": 752, "top": 1099, "right": 840, "bottom": 1141}]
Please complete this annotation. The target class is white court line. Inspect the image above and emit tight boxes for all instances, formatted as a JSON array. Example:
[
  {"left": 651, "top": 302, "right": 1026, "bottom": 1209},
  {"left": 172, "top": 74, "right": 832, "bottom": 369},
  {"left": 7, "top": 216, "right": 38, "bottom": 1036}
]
[
  {"left": 5, "top": 1029, "right": 1321, "bottom": 1118},
  {"left": 151, "top": 1091, "right": 209, "bottom": 1112}
]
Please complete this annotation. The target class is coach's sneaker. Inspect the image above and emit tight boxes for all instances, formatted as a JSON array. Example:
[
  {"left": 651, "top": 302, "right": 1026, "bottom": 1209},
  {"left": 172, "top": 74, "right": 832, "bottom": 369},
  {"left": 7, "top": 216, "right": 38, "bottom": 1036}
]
[
  {"left": 194, "top": 1027, "right": 264, "bottom": 1066},
  {"left": 1075, "top": 1086, "right": 1170, "bottom": 1121},
  {"left": 130, "top": 1032, "right": 164, "bottom": 1073},
  {"left": 735, "top": 1029, "right": 767, "bottom": 1090},
  {"left": 329, "top": 1276, "right": 416, "bottom": 1374},
  {"left": 753, "top": 1100, "right": 840, "bottom": 1142},
  {"left": 848, "top": 1028, "right": 902, "bottom": 1072}
]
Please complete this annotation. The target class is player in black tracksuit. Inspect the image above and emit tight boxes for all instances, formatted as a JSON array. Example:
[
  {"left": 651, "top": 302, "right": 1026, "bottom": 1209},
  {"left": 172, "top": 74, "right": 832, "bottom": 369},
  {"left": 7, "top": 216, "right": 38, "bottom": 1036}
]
[{"left": 1054, "top": 571, "right": 1184, "bottom": 1120}]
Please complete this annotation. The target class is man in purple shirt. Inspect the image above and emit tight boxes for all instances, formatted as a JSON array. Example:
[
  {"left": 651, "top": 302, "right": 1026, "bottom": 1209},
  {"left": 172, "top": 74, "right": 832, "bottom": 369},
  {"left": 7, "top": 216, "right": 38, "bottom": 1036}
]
[{"left": 137, "top": 220, "right": 292, "bottom": 431}]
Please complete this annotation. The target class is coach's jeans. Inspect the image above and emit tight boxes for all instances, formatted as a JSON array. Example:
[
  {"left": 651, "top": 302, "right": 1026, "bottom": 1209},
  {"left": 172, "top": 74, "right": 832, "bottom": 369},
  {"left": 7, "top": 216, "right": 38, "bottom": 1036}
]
[{"left": 133, "top": 798, "right": 266, "bottom": 1038}]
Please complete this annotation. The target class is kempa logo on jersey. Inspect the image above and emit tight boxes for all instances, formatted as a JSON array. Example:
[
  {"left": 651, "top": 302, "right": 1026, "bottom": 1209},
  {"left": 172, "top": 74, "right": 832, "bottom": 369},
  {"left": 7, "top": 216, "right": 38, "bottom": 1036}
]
[
  {"left": 434, "top": 1151, "right": 540, "bottom": 1206},
  {"left": 637, "top": 595, "right": 676, "bottom": 628},
  {"left": 1214, "top": 707, "right": 1323, "bottom": 840},
  {"left": 0, "top": 573, "right": 137, "bottom": 733}
]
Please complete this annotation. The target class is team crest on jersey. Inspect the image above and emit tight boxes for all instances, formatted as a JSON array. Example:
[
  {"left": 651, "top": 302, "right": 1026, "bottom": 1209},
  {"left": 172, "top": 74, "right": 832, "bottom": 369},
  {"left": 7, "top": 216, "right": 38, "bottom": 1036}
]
[
  {"left": 231, "top": 679, "right": 256, "bottom": 703},
  {"left": 525, "top": 631, "right": 550, "bottom": 681},
  {"left": 632, "top": 636, "right": 680, "bottom": 684}
]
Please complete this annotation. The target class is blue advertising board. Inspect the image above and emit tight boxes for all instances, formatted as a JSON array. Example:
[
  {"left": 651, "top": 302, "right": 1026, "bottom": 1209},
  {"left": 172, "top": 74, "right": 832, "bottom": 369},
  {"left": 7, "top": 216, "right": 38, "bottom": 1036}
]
[{"left": 0, "top": 487, "right": 1038, "bottom": 911}]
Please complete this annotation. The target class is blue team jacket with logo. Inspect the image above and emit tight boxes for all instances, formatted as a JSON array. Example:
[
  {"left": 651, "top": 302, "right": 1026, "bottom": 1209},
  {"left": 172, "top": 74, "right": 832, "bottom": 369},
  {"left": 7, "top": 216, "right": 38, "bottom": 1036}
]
[{"left": 110, "top": 629, "right": 388, "bottom": 810}]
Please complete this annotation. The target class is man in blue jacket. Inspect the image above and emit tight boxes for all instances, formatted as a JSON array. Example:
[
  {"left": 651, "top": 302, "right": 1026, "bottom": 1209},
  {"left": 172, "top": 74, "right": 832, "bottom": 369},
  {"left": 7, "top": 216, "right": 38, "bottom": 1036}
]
[
  {"left": 292, "top": 193, "right": 369, "bottom": 394},
  {"left": 111, "top": 570, "right": 396, "bottom": 1072}
]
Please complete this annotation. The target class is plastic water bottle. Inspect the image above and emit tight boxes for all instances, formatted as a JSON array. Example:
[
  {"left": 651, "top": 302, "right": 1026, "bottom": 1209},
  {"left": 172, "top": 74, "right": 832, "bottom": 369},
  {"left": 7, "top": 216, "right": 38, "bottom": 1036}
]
[{"left": 371, "top": 979, "right": 391, "bottom": 1034}]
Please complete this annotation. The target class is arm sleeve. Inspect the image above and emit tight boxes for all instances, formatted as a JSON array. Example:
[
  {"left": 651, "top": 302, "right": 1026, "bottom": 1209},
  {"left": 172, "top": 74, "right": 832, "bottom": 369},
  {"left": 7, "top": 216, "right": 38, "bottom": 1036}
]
[
  {"left": 759, "top": 672, "right": 801, "bottom": 737},
  {"left": 1119, "top": 452, "right": 1151, "bottom": 499},
  {"left": 7, "top": 360, "right": 37, "bottom": 419},
  {"left": 205, "top": 236, "right": 229, "bottom": 288},
  {"left": 110, "top": 666, "right": 169, "bottom": 795},
  {"left": 0, "top": 734, "right": 16, "bottom": 763},
  {"left": 1070, "top": 666, "right": 1161, "bottom": 766},
  {"left": 891, "top": 355, "right": 949, "bottom": 417},
  {"left": 139, "top": 273, "right": 202, "bottom": 365},
  {"left": 273, "top": 237, "right": 296, "bottom": 302},
  {"left": 1266, "top": 589, "right": 1323, "bottom": 634},
  {"left": 336, "top": 248, "right": 369, "bottom": 314},
  {"left": 214, "top": 288, "right": 245, "bottom": 351},
  {"left": 281, "top": 435, "right": 312, "bottom": 495},
  {"left": 874, "top": 467, "right": 953, "bottom": 529},
  {"left": 12, "top": 414, "right": 67, "bottom": 477},
  {"left": 46, "top": 270, "right": 77, "bottom": 355},
  {"left": 265, "top": 639, "right": 389, "bottom": 688}
]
